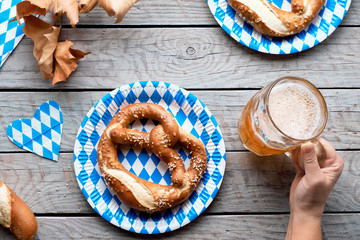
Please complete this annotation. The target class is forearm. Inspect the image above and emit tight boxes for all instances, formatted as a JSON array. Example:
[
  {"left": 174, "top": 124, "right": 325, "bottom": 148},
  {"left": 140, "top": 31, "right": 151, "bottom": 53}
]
[{"left": 286, "top": 210, "right": 322, "bottom": 240}]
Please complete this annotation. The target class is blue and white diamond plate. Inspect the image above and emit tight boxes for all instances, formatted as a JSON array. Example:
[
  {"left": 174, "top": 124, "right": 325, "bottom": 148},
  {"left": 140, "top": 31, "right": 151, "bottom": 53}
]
[
  {"left": 207, "top": 0, "right": 352, "bottom": 54},
  {"left": 73, "top": 81, "right": 226, "bottom": 234},
  {"left": 0, "top": 0, "right": 24, "bottom": 68}
]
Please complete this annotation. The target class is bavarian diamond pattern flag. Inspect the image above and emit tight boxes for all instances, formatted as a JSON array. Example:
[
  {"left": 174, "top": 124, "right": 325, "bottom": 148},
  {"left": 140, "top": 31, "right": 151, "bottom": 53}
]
[
  {"left": 0, "top": 0, "right": 24, "bottom": 68},
  {"left": 6, "top": 101, "right": 63, "bottom": 161}
]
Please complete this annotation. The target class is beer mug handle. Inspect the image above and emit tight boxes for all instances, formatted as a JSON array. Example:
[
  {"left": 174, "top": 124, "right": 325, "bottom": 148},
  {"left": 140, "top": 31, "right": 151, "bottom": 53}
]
[{"left": 287, "top": 140, "right": 326, "bottom": 170}]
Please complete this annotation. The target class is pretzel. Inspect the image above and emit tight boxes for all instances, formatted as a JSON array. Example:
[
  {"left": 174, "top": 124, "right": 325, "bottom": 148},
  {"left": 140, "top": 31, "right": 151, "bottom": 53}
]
[
  {"left": 97, "top": 103, "right": 207, "bottom": 212},
  {"left": 0, "top": 181, "right": 38, "bottom": 240},
  {"left": 228, "top": 0, "right": 325, "bottom": 37}
]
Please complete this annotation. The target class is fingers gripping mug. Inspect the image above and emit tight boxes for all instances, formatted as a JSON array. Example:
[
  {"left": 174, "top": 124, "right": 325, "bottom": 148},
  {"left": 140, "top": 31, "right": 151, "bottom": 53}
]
[{"left": 238, "top": 77, "right": 328, "bottom": 156}]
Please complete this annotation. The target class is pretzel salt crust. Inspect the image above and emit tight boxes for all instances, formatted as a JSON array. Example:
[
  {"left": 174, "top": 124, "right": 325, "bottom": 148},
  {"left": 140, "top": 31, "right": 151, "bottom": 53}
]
[
  {"left": 228, "top": 0, "right": 325, "bottom": 37},
  {"left": 97, "top": 103, "right": 207, "bottom": 213}
]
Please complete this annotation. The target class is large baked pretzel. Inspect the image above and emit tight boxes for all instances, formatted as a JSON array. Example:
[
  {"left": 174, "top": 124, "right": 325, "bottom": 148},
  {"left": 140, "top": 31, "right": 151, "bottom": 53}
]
[
  {"left": 228, "top": 0, "right": 325, "bottom": 37},
  {"left": 97, "top": 103, "right": 207, "bottom": 213}
]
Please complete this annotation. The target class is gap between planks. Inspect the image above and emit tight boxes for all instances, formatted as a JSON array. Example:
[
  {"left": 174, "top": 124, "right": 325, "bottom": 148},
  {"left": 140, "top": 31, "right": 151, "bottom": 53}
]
[{"left": 1, "top": 87, "right": 360, "bottom": 93}]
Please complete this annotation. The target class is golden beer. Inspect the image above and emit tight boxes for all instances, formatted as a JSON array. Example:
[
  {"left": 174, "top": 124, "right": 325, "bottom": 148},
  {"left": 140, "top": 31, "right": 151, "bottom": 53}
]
[{"left": 238, "top": 77, "right": 328, "bottom": 156}]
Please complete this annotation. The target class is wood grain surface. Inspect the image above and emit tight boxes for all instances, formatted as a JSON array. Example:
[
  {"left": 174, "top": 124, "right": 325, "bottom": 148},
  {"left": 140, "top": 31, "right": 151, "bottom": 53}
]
[
  {"left": 0, "top": 27, "right": 359, "bottom": 89},
  {"left": 0, "top": 151, "right": 358, "bottom": 214},
  {"left": 1, "top": 214, "right": 359, "bottom": 239},
  {"left": 61, "top": 0, "right": 359, "bottom": 26},
  {"left": 0, "top": 0, "right": 359, "bottom": 239},
  {"left": 0, "top": 90, "right": 358, "bottom": 152}
]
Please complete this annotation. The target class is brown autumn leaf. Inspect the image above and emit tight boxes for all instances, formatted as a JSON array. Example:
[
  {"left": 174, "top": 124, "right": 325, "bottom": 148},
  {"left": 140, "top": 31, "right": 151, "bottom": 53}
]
[
  {"left": 15, "top": 1, "right": 46, "bottom": 22},
  {"left": 52, "top": 40, "right": 91, "bottom": 85},
  {"left": 23, "top": 15, "right": 60, "bottom": 80},
  {"left": 79, "top": 0, "right": 138, "bottom": 23},
  {"left": 79, "top": 0, "right": 99, "bottom": 14},
  {"left": 16, "top": 0, "right": 79, "bottom": 27},
  {"left": 99, "top": 0, "right": 139, "bottom": 23}
]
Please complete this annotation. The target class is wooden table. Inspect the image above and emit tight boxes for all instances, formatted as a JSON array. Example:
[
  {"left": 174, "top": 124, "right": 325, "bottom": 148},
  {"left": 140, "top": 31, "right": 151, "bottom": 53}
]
[{"left": 1, "top": 1, "right": 359, "bottom": 239}]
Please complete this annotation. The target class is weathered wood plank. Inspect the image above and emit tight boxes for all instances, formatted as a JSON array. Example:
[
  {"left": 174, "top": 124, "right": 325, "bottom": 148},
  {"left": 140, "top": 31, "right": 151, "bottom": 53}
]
[
  {"left": 0, "top": 90, "right": 358, "bottom": 153},
  {"left": 1, "top": 27, "right": 360, "bottom": 89},
  {"left": 1, "top": 214, "right": 359, "bottom": 239},
  {"left": 344, "top": 0, "right": 359, "bottom": 25},
  {"left": 0, "top": 151, "right": 358, "bottom": 214},
  {"left": 76, "top": 0, "right": 215, "bottom": 26},
  {"left": 58, "top": 0, "right": 359, "bottom": 26}
]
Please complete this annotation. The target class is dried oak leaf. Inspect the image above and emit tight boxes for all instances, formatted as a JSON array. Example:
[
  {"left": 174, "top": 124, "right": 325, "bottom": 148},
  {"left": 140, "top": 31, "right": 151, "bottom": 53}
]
[
  {"left": 79, "top": 0, "right": 98, "bottom": 14},
  {"left": 99, "top": 0, "right": 139, "bottom": 23},
  {"left": 16, "top": 0, "right": 79, "bottom": 27},
  {"left": 15, "top": 1, "right": 46, "bottom": 21},
  {"left": 79, "top": 0, "right": 138, "bottom": 23},
  {"left": 53, "top": 40, "right": 91, "bottom": 85},
  {"left": 23, "top": 15, "right": 60, "bottom": 80}
]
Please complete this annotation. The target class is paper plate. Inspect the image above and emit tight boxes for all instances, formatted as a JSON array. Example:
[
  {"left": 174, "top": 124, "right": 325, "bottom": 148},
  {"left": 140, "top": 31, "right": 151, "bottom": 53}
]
[
  {"left": 73, "top": 81, "right": 226, "bottom": 234},
  {"left": 207, "top": 0, "right": 352, "bottom": 54}
]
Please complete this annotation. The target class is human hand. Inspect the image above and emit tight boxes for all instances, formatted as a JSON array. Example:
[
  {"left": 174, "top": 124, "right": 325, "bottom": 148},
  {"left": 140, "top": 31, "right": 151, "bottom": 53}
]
[
  {"left": 290, "top": 138, "right": 344, "bottom": 216},
  {"left": 286, "top": 138, "right": 344, "bottom": 240}
]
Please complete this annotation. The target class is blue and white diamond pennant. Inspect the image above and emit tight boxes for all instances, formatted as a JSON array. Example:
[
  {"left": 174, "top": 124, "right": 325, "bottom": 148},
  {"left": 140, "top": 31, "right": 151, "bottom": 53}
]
[
  {"left": 0, "top": 0, "right": 24, "bottom": 68},
  {"left": 6, "top": 100, "right": 63, "bottom": 161}
]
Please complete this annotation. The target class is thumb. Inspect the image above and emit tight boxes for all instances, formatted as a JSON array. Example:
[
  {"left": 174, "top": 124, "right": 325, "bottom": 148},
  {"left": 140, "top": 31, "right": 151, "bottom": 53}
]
[{"left": 301, "top": 142, "right": 321, "bottom": 176}]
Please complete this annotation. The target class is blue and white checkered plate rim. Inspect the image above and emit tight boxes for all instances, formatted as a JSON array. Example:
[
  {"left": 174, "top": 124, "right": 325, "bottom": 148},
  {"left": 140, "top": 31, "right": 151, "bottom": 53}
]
[
  {"left": 207, "top": 0, "right": 351, "bottom": 54},
  {"left": 73, "top": 81, "right": 226, "bottom": 234}
]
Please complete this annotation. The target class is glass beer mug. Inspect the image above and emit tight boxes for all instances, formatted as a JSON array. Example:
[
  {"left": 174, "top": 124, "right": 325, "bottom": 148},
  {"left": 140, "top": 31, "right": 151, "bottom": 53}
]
[{"left": 238, "top": 77, "right": 328, "bottom": 156}]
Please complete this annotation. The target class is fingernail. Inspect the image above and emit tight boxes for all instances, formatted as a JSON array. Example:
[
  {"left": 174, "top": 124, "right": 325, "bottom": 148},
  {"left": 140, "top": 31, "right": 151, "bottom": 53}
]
[{"left": 302, "top": 142, "right": 314, "bottom": 154}]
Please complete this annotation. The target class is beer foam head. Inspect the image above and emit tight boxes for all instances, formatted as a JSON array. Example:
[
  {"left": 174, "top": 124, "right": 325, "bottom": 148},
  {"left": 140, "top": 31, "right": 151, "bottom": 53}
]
[{"left": 268, "top": 81, "right": 323, "bottom": 140}]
